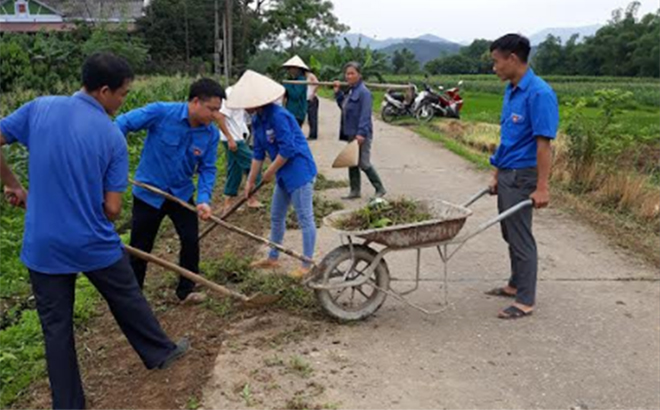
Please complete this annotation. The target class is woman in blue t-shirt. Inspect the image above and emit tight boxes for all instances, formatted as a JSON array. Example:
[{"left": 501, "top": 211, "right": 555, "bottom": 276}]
[{"left": 228, "top": 70, "right": 318, "bottom": 280}]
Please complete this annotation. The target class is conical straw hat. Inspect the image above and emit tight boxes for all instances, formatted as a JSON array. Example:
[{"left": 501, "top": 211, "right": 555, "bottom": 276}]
[
  {"left": 332, "top": 140, "right": 359, "bottom": 168},
  {"left": 282, "top": 55, "right": 310, "bottom": 71},
  {"left": 226, "top": 70, "right": 285, "bottom": 109}
]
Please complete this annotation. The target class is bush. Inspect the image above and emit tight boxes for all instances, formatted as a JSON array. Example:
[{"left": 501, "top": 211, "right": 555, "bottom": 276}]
[{"left": 0, "top": 26, "right": 149, "bottom": 93}]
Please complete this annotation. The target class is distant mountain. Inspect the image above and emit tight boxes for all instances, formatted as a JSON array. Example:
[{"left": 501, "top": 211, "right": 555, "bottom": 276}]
[
  {"left": 380, "top": 39, "right": 461, "bottom": 65},
  {"left": 415, "top": 34, "right": 454, "bottom": 44},
  {"left": 528, "top": 24, "right": 602, "bottom": 45},
  {"left": 338, "top": 33, "right": 403, "bottom": 49},
  {"left": 338, "top": 33, "right": 457, "bottom": 50}
]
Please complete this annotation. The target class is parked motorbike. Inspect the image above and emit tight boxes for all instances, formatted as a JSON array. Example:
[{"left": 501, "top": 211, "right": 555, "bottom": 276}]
[
  {"left": 380, "top": 84, "right": 422, "bottom": 123},
  {"left": 415, "top": 80, "right": 464, "bottom": 122}
]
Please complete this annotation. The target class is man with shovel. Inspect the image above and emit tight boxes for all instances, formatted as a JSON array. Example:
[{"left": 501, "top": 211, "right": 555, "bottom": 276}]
[
  {"left": 115, "top": 78, "right": 225, "bottom": 303},
  {"left": 0, "top": 53, "right": 188, "bottom": 410}
]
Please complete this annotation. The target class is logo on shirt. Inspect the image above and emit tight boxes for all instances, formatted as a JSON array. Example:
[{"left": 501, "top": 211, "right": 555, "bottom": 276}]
[
  {"left": 511, "top": 113, "right": 525, "bottom": 124},
  {"left": 266, "top": 129, "right": 275, "bottom": 143}
]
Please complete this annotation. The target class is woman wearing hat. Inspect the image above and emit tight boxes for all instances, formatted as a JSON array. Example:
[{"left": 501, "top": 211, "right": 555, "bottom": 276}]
[
  {"left": 282, "top": 55, "right": 309, "bottom": 127},
  {"left": 227, "top": 70, "right": 318, "bottom": 279},
  {"left": 334, "top": 62, "right": 386, "bottom": 199}
]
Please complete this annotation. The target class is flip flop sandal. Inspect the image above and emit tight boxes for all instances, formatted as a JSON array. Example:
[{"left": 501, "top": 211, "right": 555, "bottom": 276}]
[
  {"left": 498, "top": 305, "right": 533, "bottom": 320},
  {"left": 485, "top": 287, "right": 516, "bottom": 298}
]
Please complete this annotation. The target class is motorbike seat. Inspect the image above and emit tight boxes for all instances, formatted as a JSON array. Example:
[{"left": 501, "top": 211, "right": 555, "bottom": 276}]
[{"left": 389, "top": 92, "right": 406, "bottom": 101}]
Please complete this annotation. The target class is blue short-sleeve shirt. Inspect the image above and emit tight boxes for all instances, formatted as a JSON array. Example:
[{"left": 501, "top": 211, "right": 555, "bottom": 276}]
[
  {"left": 252, "top": 104, "right": 317, "bottom": 193},
  {"left": 490, "top": 69, "right": 559, "bottom": 169},
  {"left": 115, "top": 102, "right": 220, "bottom": 208},
  {"left": 0, "top": 92, "right": 128, "bottom": 274}
]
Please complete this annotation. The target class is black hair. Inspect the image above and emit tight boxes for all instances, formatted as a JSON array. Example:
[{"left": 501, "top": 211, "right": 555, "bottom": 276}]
[
  {"left": 82, "top": 52, "right": 134, "bottom": 91},
  {"left": 188, "top": 78, "right": 226, "bottom": 102},
  {"left": 490, "top": 34, "right": 531, "bottom": 63},
  {"left": 343, "top": 61, "right": 362, "bottom": 74}
]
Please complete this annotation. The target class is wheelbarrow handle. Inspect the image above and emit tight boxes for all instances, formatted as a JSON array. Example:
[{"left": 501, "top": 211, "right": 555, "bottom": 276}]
[
  {"left": 461, "top": 187, "right": 492, "bottom": 208},
  {"left": 198, "top": 180, "right": 267, "bottom": 241},
  {"left": 456, "top": 199, "right": 534, "bottom": 244}
]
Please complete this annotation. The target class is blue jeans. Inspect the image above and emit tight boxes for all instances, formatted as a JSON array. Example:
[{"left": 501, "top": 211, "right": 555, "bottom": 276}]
[{"left": 269, "top": 181, "right": 316, "bottom": 267}]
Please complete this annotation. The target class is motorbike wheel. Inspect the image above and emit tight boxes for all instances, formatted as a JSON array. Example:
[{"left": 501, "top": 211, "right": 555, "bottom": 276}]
[
  {"left": 449, "top": 107, "right": 461, "bottom": 119},
  {"left": 415, "top": 104, "right": 435, "bottom": 123},
  {"left": 381, "top": 105, "right": 397, "bottom": 123}
]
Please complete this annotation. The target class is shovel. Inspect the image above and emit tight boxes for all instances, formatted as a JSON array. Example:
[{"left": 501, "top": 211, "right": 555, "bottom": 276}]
[
  {"left": 124, "top": 245, "right": 280, "bottom": 307},
  {"left": 130, "top": 179, "right": 316, "bottom": 267}
]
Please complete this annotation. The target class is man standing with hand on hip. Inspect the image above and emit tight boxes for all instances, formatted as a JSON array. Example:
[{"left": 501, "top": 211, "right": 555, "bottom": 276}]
[{"left": 485, "top": 34, "right": 559, "bottom": 320}]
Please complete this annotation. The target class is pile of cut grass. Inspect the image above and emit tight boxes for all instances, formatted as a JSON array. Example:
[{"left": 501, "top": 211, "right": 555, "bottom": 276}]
[{"left": 334, "top": 198, "right": 433, "bottom": 231}]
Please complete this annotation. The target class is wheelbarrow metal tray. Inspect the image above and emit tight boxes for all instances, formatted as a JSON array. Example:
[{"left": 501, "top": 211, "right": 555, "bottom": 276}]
[{"left": 324, "top": 201, "right": 473, "bottom": 249}]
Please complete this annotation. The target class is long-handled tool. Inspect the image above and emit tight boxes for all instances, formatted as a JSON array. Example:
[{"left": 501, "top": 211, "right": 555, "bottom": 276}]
[
  {"left": 123, "top": 245, "right": 279, "bottom": 307},
  {"left": 197, "top": 180, "right": 266, "bottom": 241},
  {"left": 130, "top": 179, "right": 317, "bottom": 267},
  {"left": 282, "top": 79, "right": 414, "bottom": 91}
]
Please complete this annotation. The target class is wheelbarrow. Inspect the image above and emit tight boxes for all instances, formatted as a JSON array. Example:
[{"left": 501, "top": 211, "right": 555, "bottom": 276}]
[
  {"left": 310, "top": 189, "right": 533, "bottom": 320},
  {"left": 134, "top": 180, "right": 531, "bottom": 320}
]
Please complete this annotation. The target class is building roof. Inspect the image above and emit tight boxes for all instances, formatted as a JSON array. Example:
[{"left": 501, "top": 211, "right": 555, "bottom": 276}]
[
  {"left": 48, "top": 0, "right": 144, "bottom": 22},
  {"left": 0, "top": 0, "right": 144, "bottom": 22}
]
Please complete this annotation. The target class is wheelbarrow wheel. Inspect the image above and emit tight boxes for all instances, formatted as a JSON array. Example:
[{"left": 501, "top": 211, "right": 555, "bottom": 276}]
[{"left": 314, "top": 244, "right": 390, "bottom": 321}]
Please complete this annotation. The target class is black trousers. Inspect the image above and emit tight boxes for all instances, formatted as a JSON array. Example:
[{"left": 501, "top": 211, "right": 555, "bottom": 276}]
[
  {"left": 497, "top": 168, "right": 538, "bottom": 306},
  {"left": 29, "top": 253, "right": 176, "bottom": 410},
  {"left": 129, "top": 196, "right": 199, "bottom": 300},
  {"left": 307, "top": 96, "right": 319, "bottom": 139}
]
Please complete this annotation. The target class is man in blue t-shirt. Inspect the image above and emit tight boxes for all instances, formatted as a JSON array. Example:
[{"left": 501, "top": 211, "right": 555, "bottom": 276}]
[
  {"left": 115, "top": 79, "right": 224, "bottom": 303},
  {"left": 485, "top": 34, "right": 559, "bottom": 320},
  {"left": 0, "top": 53, "right": 188, "bottom": 410}
]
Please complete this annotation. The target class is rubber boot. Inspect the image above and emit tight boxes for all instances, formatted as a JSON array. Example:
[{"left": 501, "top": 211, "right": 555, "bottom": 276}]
[
  {"left": 342, "top": 167, "right": 361, "bottom": 199},
  {"left": 364, "top": 166, "right": 386, "bottom": 198}
]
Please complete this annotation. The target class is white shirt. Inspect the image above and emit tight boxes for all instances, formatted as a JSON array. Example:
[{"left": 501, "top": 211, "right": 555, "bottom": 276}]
[
  {"left": 306, "top": 72, "right": 318, "bottom": 101},
  {"left": 219, "top": 100, "right": 250, "bottom": 142}
]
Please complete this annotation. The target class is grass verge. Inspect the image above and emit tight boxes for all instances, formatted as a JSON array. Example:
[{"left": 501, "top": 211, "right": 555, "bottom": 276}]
[{"left": 413, "top": 123, "right": 660, "bottom": 268}]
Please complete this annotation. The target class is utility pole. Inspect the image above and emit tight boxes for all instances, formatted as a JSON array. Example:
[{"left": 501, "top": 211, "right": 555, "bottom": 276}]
[
  {"left": 214, "top": 0, "right": 221, "bottom": 77},
  {"left": 183, "top": 0, "right": 190, "bottom": 71},
  {"left": 222, "top": 2, "right": 229, "bottom": 84},
  {"left": 226, "top": 0, "right": 233, "bottom": 79}
]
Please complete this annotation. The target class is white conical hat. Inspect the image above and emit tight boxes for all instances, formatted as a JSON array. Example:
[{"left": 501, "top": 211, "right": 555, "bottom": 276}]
[
  {"left": 226, "top": 70, "right": 285, "bottom": 109},
  {"left": 282, "top": 55, "right": 309, "bottom": 71},
  {"left": 332, "top": 140, "right": 359, "bottom": 168}
]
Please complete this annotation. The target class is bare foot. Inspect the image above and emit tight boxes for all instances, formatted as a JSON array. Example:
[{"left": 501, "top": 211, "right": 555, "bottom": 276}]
[
  {"left": 247, "top": 199, "right": 263, "bottom": 208},
  {"left": 250, "top": 258, "right": 280, "bottom": 270}
]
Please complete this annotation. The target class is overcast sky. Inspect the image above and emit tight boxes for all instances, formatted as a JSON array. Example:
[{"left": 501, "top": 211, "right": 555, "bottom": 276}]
[{"left": 329, "top": 0, "right": 659, "bottom": 43}]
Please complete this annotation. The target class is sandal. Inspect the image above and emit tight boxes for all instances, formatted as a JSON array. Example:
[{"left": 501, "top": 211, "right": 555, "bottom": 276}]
[
  {"left": 498, "top": 305, "right": 533, "bottom": 320},
  {"left": 485, "top": 287, "right": 516, "bottom": 298}
]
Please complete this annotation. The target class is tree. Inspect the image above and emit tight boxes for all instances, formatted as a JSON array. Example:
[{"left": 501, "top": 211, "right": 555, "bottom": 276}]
[
  {"left": 530, "top": 2, "right": 659, "bottom": 78},
  {"left": 138, "top": 0, "right": 348, "bottom": 73},
  {"left": 391, "top": 48, "right": 418, "bottom": 74},
  {"left": 264, "top": 0, "right": 348, "bottom": 51},
  {"left": 533, "top": 34, "right": 564, "bottom": 74},
  {"left": 425, "top": 54, "right": 473, "bottom": 75},
  {"left": 310, "top": 39, "right": 388, "bottom": 82},
  {"left": 422, "top": 39, "right": 491, "bottom": 75},
  {"left": 137, "top": 0, "right": 216, "bottom": 71}
]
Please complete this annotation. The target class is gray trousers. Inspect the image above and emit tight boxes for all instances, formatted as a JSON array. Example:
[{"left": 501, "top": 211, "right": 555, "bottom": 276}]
[{"left": 497, "top": 168, "right": 538, "bottom": 306}]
